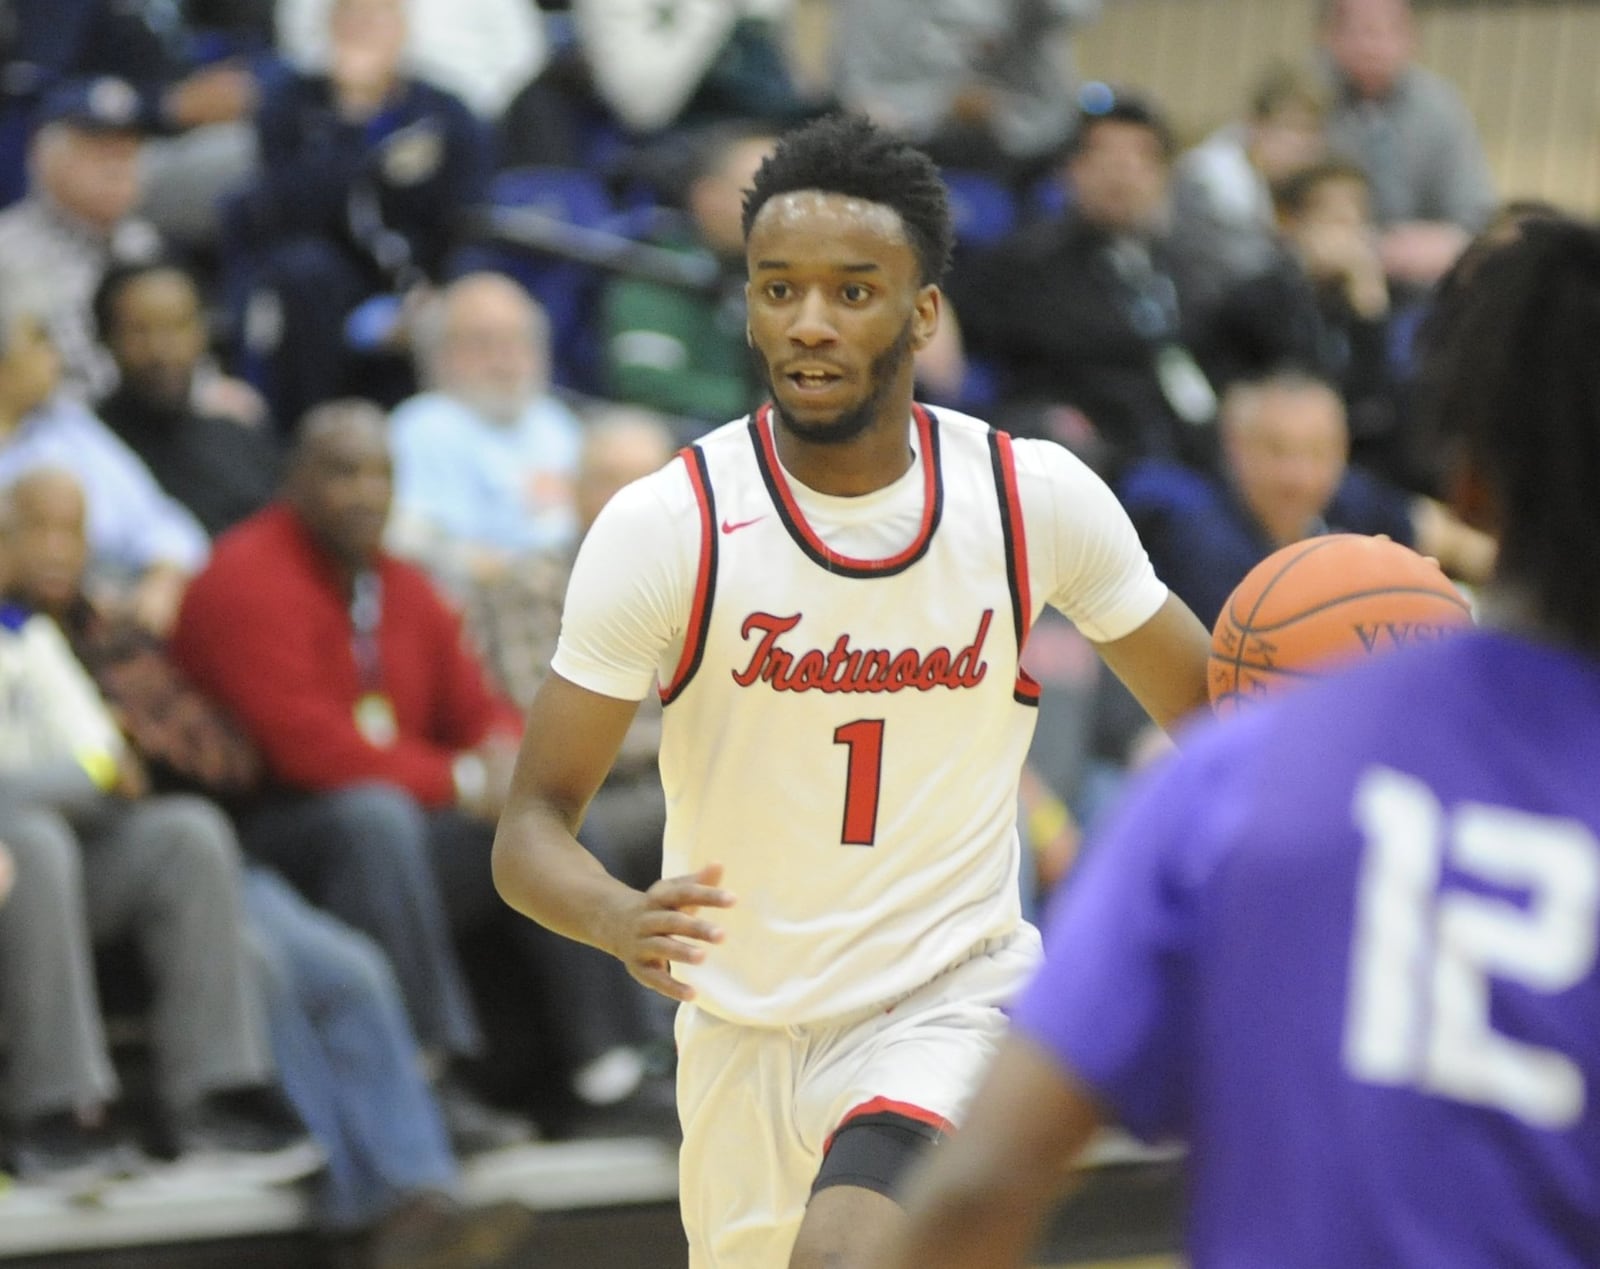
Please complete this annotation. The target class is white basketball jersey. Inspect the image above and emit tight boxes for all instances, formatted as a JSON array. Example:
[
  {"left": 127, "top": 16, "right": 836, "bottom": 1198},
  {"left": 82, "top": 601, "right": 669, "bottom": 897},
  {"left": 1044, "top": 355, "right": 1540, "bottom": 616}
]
[{"left": 659, "top": 404, "right": 1043, "bottom": 1026}]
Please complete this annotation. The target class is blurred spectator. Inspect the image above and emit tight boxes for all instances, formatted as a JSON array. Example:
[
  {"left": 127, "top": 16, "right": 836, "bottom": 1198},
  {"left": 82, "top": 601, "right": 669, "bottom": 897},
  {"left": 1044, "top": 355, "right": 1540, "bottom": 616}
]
[
  {"left": 277, "top": 0, "right": 549, "bottom": 119},
  {"left": 226, "top": 0, "right": 489, "bottom": 431},
  {"left": 0, "top": 77, "right": 165, "bottom": 402},
  {"left": 94, "top": 257, "right": 281, "bottom": 536},
  {"left": 598, "top": 124, "right": 774, "bottom": 427},
  {"left": 468, "top": 405, "right": 674, "bottom": 877},
  {"left": 0, "top": 301, "right": 208, "bottom": 634},
  {"left": 954, "top": 92, "right": 1216, "bottom": 477},
  {"left": 1119, "top": 370, "right": 1492, "bottom": 629},
  {"left": 832, "top": 0, "right": 1101, "bottom": 179},
  {"left": 0, "top": 2, "right": 273, "bottom": 226},
  {"left": 1200, "top": 159, "right": 1421, "bottom": 492},
  {"left": 466, "top": 405, "right": 680, "bottom": 1102},
  {"left": 1169, "top": 61, "right": 1330, "bottom": 320},
  {"left": 0, "top": 470, "right": 318, "bottom": 1191},
  {"left": 388, "top": 272, "right": 581, "bottom": 594},
  {"left": 169, "top": 401, "right": 635, "bottom": 1136},
  {"left": 1318, "top": 0, "right": 1495, "bottom": 288},
  {"left": 8, "top": 464, "right": 540, "bottom": 1265},
  {"left": 498, "top": 0, "right": 811, "bottom": 173}
]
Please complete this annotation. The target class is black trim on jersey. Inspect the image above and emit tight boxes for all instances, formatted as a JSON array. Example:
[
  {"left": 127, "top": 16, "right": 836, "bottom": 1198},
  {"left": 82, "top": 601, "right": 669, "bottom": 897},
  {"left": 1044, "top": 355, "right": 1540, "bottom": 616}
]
[
  {"left": 661, "top": 444, "right": 718, "bottom": 706},
  {"left": 747, "top": 409, "right": 945, "bottom": 579},
  {"left": 987, "top": 431, "right": 1040, "bottom": 709}
]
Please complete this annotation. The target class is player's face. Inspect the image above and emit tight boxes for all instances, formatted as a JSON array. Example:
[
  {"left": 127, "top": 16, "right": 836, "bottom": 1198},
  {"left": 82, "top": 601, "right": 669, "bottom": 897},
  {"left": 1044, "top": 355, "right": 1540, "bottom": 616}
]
[{"left": 746, "top": 191, "right": 938, "bottom": 446}]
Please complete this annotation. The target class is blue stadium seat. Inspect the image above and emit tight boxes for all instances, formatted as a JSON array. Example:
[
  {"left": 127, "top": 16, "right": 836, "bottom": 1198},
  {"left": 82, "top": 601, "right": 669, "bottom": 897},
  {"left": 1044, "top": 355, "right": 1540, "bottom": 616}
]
[{"left": 940, "top": 167, "right": 1019, "bottom": 251}]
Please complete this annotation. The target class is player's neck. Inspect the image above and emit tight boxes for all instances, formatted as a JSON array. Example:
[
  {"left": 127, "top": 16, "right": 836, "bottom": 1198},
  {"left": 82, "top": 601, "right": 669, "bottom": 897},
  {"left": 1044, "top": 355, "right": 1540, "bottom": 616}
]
[{"left": 771, "top": 406, "right": 916, "bottom": 498}]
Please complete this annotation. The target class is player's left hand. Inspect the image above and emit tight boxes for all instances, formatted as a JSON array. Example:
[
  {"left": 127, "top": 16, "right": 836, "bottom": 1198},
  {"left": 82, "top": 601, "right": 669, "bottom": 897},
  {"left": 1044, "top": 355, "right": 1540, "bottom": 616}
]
[{"left": 608, "top": 863, "right": 736, "bottom": 1003}]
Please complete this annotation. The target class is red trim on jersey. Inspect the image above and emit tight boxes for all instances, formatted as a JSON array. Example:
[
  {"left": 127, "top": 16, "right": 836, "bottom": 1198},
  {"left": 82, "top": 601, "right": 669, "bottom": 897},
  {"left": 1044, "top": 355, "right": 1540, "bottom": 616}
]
[
  {"left": 993, "top": 432, "right": 1042, "bottom": 704},
  {"left": 823, "top": 1096, "right": 955, "bottom": 1155},
  {"left": 754, "top": 403, "right": 940, "bottom": 574},
  {"left": 661, "top": 447, "right": 717, "bottom": 703}
]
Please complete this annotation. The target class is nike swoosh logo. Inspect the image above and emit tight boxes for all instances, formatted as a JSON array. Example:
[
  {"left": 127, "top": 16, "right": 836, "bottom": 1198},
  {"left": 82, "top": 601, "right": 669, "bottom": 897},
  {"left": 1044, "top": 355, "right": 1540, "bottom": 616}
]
[{"left": 721, "top": 515, "right": 766, "bottom": 535}]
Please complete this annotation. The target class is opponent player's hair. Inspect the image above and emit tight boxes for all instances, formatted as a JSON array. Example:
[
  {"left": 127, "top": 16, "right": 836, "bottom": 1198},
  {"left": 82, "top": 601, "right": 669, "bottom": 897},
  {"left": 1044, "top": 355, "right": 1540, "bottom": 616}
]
[
  {"left": 1422, "top": 215, "right": 1600, "bottom": 651},
  {"left": 741, "top": 114, "right": 954, "bottom": 287}
]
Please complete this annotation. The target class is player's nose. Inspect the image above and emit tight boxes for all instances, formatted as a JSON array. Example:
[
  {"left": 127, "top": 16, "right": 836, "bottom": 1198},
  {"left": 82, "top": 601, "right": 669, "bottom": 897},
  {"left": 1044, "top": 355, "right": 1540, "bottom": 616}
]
[{"left": 786, "top": 288, "right": 839, "bottom": 346}]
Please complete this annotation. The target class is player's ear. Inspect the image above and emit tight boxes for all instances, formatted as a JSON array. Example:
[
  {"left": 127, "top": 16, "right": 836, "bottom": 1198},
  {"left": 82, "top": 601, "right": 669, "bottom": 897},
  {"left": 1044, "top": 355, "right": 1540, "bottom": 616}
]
[{"left": 910, "top": 284, "right": 941, "bottom": 351}]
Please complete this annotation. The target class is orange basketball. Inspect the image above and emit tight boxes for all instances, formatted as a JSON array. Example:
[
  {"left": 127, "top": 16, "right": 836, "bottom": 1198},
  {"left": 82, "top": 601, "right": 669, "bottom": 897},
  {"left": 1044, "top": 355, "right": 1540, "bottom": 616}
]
[{"left": 1209, "top": 534, "right": 1475, "bottom": 717}]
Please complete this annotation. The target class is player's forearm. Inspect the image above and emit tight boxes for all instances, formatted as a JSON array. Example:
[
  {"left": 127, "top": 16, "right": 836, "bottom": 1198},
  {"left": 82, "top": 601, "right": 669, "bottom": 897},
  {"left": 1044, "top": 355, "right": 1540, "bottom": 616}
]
[{"left": 491, "top": 798, "right": 639, "bottom": 956}]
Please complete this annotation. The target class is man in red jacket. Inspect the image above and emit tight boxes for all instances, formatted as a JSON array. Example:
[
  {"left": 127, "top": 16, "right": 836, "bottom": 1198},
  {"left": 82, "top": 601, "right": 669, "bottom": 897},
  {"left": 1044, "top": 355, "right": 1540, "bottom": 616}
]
[{"left": 170, "top": 398, "right": 553, "bottom": 1146}]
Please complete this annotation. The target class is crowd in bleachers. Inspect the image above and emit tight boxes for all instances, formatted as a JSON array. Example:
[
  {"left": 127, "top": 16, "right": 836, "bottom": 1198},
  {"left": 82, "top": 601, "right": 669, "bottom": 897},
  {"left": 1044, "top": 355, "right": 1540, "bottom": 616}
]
[{"left": 0, "top": 0, "right": 1538, "bottom": 1265}]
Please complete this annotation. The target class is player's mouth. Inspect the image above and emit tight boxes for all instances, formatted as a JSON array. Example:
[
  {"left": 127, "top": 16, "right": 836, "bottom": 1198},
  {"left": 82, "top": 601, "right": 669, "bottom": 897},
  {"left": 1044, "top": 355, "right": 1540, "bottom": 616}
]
[{"left": 784, "top": 365, "right": 847, "bottom": 397}]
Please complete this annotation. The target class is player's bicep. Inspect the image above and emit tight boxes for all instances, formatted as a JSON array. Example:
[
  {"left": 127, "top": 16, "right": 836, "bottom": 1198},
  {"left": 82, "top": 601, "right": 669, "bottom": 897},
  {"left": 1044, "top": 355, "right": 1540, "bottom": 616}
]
[{"left": 510, "top": 672, "right": 640, "bottom": 829}]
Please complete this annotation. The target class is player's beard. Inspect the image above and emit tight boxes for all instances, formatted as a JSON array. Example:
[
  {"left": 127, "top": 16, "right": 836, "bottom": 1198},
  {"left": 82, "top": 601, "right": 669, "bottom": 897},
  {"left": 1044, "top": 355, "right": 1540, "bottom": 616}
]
[{"left": 761, "top": 319, "right": 916, "bottom": 447}]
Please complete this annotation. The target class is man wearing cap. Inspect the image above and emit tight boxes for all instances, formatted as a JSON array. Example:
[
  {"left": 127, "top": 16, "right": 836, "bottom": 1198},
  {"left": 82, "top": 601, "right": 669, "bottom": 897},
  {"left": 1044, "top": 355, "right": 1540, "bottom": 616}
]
[{"left": 0, "top": 76, "right": 163, "bottom": 403}]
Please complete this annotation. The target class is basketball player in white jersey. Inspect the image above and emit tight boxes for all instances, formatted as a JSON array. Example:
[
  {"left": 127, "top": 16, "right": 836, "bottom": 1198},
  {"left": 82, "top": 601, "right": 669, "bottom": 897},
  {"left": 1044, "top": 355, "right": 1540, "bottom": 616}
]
[{"left": 492, "top": 113, "right": 1213, "bottom": 1269}]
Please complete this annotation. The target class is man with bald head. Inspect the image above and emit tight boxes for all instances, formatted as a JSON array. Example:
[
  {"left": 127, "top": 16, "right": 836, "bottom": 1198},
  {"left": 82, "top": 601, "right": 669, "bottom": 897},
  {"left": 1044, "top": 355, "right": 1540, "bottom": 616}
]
[
  {"left": 389, "top": 271, "right": 582, "bottom": 595},
  {"left": 170, "top": 399, "right": 539, "bottom": 1152}
]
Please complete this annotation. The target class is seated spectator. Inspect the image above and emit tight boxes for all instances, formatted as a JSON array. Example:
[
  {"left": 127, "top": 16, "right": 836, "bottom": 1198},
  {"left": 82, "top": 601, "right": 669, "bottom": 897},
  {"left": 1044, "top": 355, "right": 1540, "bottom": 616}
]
[
  {"left": 498, "top": 0, "right": 812, "bottom": 173},
  {"left": 0, "top": 475, "right": 318, "bottom": 1192},
  {"left": 6, "top": 464, "right": 539, "bottom": 1267},
  {"left": 468, "top": 405, "right": 673, "bottom": 888},
  {"left": 953, "top": 91, "right": 1216, "bottom": 477},
  {"left": 389, "top": 273, "right": 581, "bottom": 595},
  {"left": 0, "top": 301, "right": 208, "bottom": 634},
  {"left": 277, "top": 0, "right": 549, "bottom": 120},
  {"left": 596, "top": 124, "right": 774, "bottom": 428},
  {"left": 1200, "top": 159, "right": 1421, "bottom": 491},
  {"left": 226, "top": 0, "right": 489, "bottom": 430},
  {"left": 94, "top": 257, "right": 282, "bottom": 537},
  {"left": 466, "top": 404, "right": 680, "bottom": 1110},
  {"left": 1169, "top": 61, "right": 1330, "bottom": 320},
  {"left": 1319, "top": 0, "right": 1495, "bottom": 289},
  {"left": 0, "top": 77, "right": 165, "bottom": 402},
  {"left": 1119, "top": 369, "right": 1492, "bottom": 629},
  {"left": 0, "top": 2, "right": 273, "bottom": 245},
  {"left": 832, "top": 0, "right": 1101, "bottom": 179},
  {"left": 170, "top": 400, "right": 639, "bottom": 1134}
]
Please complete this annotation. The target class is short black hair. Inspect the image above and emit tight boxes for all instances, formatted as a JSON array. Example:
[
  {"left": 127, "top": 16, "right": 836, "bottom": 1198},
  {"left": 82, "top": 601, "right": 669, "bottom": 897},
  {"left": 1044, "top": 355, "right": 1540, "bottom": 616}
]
[
  {"left": 1421, "top": 215, "right": 1600, "bottom": 652},
  {"left": 92, "top": 255, "right": 195, "bottom": 341},
  {"left": 1068, "top": 89, "right": 1177, "bottom": 163},
  {"left": 741, "top": 114, "right": 954, "bottom": 286},
  {"left": 1272, "top": 158, "right": 1369, "bottom": 219}
]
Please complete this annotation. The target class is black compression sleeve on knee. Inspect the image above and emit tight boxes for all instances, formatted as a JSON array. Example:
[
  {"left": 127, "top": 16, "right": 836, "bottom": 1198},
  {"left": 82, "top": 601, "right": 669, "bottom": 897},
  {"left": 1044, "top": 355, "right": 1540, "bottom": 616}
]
[{"left": 811, "top": 1112, "right": 944, "bottom": 1201}]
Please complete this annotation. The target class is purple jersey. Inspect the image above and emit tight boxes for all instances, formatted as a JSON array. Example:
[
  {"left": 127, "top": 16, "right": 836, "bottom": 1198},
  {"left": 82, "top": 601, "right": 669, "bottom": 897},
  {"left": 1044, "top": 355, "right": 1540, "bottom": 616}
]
[{"left": 1014, "top": 630, "right": 1600, "bottom": 1268}]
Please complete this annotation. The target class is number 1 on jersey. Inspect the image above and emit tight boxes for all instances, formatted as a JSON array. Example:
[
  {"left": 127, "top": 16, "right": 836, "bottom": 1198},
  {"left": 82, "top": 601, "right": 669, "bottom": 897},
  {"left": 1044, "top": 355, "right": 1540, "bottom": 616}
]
[{"left": 833, "top": 719, "right": 884, "bottom": 846}]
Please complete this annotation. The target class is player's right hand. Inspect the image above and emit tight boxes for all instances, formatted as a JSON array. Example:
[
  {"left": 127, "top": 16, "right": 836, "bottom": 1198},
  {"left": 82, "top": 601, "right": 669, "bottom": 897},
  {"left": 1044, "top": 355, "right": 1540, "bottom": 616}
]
[{"left": 610, "top": 863, "right": 735, "bottom": 1003}]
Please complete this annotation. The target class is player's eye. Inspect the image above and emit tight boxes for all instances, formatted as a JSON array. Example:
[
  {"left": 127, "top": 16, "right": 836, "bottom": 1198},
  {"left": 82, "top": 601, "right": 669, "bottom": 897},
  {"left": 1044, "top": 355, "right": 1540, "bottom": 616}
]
[
  {"left": 763, "top": 281, "right": 792, "bottom": 301},
  {"left": 841, "top": 283, "right": 871, "bottom": 304}
]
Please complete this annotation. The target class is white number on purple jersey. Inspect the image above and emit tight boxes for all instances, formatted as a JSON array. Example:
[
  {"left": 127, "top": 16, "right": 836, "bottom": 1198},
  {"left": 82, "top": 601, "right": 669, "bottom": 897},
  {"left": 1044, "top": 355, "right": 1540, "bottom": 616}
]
[{"left": 1345, "top": 767, "right": 1600, "bottom": 1130}]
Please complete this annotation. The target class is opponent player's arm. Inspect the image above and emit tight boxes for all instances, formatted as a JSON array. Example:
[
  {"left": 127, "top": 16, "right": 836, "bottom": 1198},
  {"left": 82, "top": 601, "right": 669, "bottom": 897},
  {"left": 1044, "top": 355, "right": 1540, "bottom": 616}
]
[
  {"left": 882, "top": 1036, "right": 1104, "bottom": 1269},
  {"left": 1092, "top": 592, "right": 1212, "bottom": 736}
]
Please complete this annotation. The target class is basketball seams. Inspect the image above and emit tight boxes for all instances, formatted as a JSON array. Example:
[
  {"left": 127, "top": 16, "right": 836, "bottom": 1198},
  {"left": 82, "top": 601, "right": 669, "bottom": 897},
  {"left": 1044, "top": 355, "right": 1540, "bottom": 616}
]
[
  {"left": 1224, "top": 536, "right": 1342, "bottom": 694},
  {"left": 1227, "top": 584, "right": 1472, "bottom": 635}
]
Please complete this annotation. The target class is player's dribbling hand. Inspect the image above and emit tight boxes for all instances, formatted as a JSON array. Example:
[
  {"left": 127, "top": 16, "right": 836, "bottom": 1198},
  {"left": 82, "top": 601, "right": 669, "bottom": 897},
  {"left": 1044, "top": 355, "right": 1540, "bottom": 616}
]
[{"left": 612, "top": 863, "right": 736, "bottom": 1003}]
